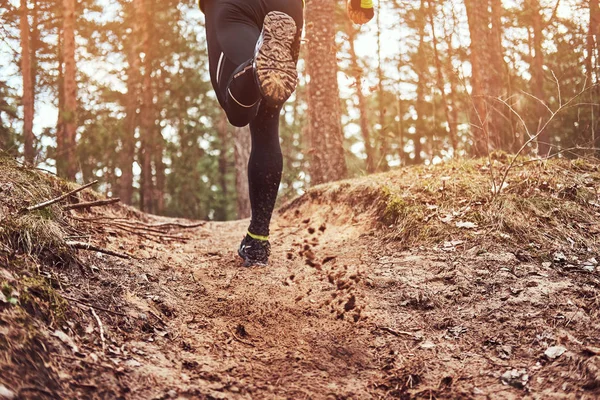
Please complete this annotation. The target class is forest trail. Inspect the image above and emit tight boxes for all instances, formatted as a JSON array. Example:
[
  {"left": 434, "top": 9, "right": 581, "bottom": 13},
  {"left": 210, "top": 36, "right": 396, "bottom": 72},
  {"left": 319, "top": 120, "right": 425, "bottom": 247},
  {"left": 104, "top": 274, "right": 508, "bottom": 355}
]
[{"left": 2, "top": 158, "right": 600, "bottom": 399}]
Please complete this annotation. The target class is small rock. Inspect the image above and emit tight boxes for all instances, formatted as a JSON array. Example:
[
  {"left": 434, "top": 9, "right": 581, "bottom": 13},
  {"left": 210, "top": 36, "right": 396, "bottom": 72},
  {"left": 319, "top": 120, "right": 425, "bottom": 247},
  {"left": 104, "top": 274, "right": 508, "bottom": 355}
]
[
  {"left": 52, "top": 330, "right": 80, "bottom": 354},
  {"left": 420, "top": 341, "right": 436, "bottom": 350},
  {"left": 167, "top": 389, "right": 177, "bottom": 398},
  {"left": 545, "top": 346, "right": 567, "bottom": 360},
  {"left": 125, "top": 359, "right": 142, "bottom": 368},
  {"left": 0, "top": 268, "right": 16, "bottom": 283},
  {"left": 582, "top": 264, "right": 595, "bottom": 272},
  {"left": 553, "top": 252, "right": 567, "bottom": 263},
  {"left": 0, "top": 384, "right": 15, "bottom": 399},
  {"left": 501, "top": 369, "right": 529, "bottom": 389},
  {"left": 542, "top": 262, "right": 552, "bottom": 268}
]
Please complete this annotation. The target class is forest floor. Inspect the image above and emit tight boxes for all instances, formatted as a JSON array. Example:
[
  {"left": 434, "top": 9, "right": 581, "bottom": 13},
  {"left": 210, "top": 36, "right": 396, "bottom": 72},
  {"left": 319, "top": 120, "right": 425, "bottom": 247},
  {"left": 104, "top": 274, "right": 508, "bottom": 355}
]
[{"left": 2, "top": 156, "right": 600, "bottom": 399}]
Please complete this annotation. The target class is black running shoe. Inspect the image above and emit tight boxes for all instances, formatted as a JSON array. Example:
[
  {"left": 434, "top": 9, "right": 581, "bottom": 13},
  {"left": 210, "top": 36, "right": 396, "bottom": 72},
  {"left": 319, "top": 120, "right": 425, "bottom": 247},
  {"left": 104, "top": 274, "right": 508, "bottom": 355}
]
[
  {"left": 238, "top": 234, "right": 271, "bottom": 267},
  {"left": 253, "top": 11, "right": 298, "bottom": 106}
]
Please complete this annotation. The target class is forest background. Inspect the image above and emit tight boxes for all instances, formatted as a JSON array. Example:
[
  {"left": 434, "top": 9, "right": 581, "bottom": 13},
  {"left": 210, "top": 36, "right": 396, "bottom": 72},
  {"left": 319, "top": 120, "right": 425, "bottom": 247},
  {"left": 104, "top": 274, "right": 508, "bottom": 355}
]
[{"left": 0, "top": 0, "right": 598, "bottom": 221}]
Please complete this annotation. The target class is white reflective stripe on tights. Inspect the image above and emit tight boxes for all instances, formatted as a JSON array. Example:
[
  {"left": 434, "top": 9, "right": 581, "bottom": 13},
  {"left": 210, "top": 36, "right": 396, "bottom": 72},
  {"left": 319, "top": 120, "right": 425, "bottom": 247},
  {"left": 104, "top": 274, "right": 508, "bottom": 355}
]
[
  {"left": 216, "top": 52, "right": 225, "bottom": 84},
  {"left": 227, "top": 88, "right": 259, "bottom": 108}
]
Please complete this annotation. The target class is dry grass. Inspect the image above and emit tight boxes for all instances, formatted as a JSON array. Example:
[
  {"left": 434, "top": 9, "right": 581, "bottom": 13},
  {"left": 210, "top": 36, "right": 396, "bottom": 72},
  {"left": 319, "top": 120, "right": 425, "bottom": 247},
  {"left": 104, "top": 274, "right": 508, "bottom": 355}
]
[{"left": 281, "top": 157, "right": 600, "bottom": 258}]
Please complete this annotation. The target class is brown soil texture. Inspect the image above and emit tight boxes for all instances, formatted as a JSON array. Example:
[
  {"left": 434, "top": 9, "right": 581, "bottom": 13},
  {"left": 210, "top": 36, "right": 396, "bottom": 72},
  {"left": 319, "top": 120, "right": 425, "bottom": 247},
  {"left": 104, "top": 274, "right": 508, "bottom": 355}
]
[{"left": 2, "top": 159, "right": 600, "bottom": 399}]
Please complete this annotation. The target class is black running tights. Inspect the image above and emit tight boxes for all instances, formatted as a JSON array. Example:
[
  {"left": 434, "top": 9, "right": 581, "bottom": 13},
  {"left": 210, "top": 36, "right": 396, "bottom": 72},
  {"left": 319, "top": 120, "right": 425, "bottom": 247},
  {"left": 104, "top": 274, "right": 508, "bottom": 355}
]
[{"left": 204, "top": 0, "right": 303, "bottom": 237}]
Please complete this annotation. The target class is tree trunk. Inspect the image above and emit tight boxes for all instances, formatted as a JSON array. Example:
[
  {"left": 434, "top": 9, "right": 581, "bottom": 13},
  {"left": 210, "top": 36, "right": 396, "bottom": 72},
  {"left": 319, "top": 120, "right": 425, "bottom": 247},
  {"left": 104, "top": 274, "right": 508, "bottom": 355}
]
[
  {"left": 530, "top": 0, "right": 549, "bottom": 155},
  {"left": 61, "top": 0, "right": 77, "bottom": 179},
  {"left": 119, "top": 0, "right": 143, "bottom": 205},
  {"left": 375, "top": 3, "right": 388, "bottom": 171},
  {"left": 587, "top": 0, "right": 599, "bottom": 84},
  {"left": 153, "top": 125, "right": 165, "bottom": 214},
  {"left": 234, "top": 126, "right": 251, "bottom": 219},
  {"left": 413, "top": 0, "right": 426, "bottom": 164},
  {"left": 490, "top": 0, "right": 509, "bottom": 150},
  {"left": 20, "top": 0, "right": 35, "bottom": 164},
  {"left": 396, "top": 91, "right": 404, "bottom": 164},
  {"left": 139, "top": 0, "right": 154, "bottom": 213},
  {"left": 426, "top": 0, "right": 457, "bottom": 155},
  {"left": 587, "top": 0, "right": 599, "bottom": 152},
  {"left": 305, "top": 0, "right": 347, "bottom": 185},
  {"left": 346, "top": 21, "right": 375, "bottom": 173},
  {"left": 464, "top": 0, "right": 491, "bottom": 157}
]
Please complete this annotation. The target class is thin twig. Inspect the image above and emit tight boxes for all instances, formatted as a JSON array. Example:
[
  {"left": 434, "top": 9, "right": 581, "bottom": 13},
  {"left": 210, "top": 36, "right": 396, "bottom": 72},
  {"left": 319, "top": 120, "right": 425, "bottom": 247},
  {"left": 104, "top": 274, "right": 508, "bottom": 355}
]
[
  {"left": 24, "top": 180, "right": 99, "bottom": 212},
  {"left": 66, "top": 241, "right": 132, "bottom": 259},
  {"left": 378, "top": 326, "right": 420, "bottom": 340},
  {"left": 149, "top": 310, "right": 167, "bottom": 326},
  {"left": 63, "top": 198, "right": 120, "bottom": 211},
  {"left": 492, "top": 84, "right": 594, "bottom": 198},
  {"left": 62, "top": 295, "right": 129, "bottom": 317},
  {"left": 70, "top": 216, "right": 206, "bottom": 230},
  {"left": 90, "top": 307, "right": 106, "bottom": 352}
]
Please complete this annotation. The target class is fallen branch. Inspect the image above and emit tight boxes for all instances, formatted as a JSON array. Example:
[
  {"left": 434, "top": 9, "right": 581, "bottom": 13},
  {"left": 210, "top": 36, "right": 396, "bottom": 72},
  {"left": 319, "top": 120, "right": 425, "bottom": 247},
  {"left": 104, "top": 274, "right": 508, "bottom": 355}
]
[
  {"left": 378, "top": 326, "right": 421, "bottom": 340},
  {"left": 70, "top": 215, "right": 205, "bottom": 230},
  {"left": 90, "top": 307, "right": 106, "bottom": 352},
  {"left": 63, "top": 198, "right": 120, "bottom": 211},
  {"left": 149, "top": 310, "right": 167, "bottom": 326},
  {"left": 62, "top": 295, "right": 129, "bottom": 317},
  {"left": 24, "top": 180, "right": 99, "bottom": 212},
  {"left": 66, "top": 241, "right": 132, "bottom": 259}
]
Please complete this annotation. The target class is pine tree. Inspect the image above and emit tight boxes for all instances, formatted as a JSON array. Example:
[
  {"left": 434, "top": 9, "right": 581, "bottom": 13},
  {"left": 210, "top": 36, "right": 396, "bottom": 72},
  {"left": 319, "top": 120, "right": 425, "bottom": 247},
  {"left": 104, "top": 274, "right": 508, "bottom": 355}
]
[
  {"left": 305, "top": 0, "right": 347, "bottom": 185},
  {"left": 19, "top": 0, "right": 35, "bottom": 164},
  {"left": 118, "top": 0, "right": 143, "bottom": 205},
  {"left": 346, "top": 20, "right": 375, "bottom": 173},
  {"left": 58, "top": 0, "right": 78, "bottom": 179}
]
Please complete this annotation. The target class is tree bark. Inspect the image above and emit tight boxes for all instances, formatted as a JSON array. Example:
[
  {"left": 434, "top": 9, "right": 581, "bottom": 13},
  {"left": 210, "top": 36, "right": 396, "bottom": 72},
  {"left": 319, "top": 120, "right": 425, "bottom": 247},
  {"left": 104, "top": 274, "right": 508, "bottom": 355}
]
[
  {"left": 413, "top": 0, "right": 427, "bottom": 164},
  {"left": 529, "top": 0, "right": 549, "bottom": 155},
  {"left": 153, "top": 125, "right": 166, "bottom": 214},
  {"left": 464, "top": 0, "right": 492, "bottom": 157},
  {"left": 587, "top": 0, "right": 600, "bottom": 152},
  {"left": 61, "top": 0, "right": 77, "bottom": 180},
  {"left": 490, "top": 0, "right": 509, "bottom": 150},
  {"left": 119, "top": 0, "right": 143, "bottom": 205},
  {"left": 305, "top": 0, "right": 347, "bottom": 185},
  {"left": 426, "top": 0, "right": 457, "bottom": 155},
  {"left": 234, "top": 126, "right": 251, "bottom": 219},
  {"left": 139, "top": 0, "right": 154, "bottom": 213},
  {"left": 346, "top": 21, "right": 375, "bottom": 173},
  {"left": 375, "top": 3, "right": 388, "bottom": 171},
  {"left": 19, "top": 0, "right": 35, "bottom": 164}
]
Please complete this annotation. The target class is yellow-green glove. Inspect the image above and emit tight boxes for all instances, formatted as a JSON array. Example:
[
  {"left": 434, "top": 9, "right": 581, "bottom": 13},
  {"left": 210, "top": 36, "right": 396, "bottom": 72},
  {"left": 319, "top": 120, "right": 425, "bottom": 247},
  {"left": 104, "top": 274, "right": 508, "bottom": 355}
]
[{"left": 347, "top": 0, "right": 374, "bottom": 25}]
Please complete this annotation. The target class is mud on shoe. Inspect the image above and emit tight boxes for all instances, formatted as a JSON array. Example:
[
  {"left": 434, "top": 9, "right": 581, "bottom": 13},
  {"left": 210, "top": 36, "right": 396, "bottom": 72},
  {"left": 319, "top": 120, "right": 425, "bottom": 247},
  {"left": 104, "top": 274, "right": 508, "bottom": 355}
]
[
  {"left": 253, "top": 11, "right": 299, "bottom": 106},
  {"left": 238, "top": 234, "right": 271, "bottom": 267}
]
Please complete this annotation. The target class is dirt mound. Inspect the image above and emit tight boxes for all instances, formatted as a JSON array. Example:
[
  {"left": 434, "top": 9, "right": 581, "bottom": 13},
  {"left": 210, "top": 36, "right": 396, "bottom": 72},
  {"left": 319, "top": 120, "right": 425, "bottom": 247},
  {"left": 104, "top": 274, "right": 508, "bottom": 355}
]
[{"left": 1, "top": 156, "right": 600, "bottom": 399}]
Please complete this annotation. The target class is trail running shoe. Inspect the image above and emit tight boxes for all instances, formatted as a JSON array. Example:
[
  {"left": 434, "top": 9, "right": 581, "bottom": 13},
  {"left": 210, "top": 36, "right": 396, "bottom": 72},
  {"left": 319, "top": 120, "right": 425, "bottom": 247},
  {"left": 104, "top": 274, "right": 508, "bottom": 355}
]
[
  {"left": 238, "top": 234, "right": 271, "bottom": 267},
  {"left": 253, "top": 11, "right": 299, "bottom": 106}
]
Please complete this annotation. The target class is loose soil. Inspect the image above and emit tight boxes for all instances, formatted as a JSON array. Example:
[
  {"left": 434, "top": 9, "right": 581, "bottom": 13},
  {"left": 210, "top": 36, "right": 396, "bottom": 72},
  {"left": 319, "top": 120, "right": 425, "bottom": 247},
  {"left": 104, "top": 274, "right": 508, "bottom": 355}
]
[{"left": 2, "top": 158, "right": 600, "bottom": 399}]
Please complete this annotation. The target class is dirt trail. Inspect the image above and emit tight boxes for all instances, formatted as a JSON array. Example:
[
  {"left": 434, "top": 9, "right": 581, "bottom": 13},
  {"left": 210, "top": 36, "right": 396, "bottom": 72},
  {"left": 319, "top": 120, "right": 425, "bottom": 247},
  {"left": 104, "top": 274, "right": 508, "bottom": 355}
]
[
  {"left": 3, "top": 158, "right": 600, "bottom": 399},
  {"left": 60, "top": 199, "right": 599, "bottom": 399}
]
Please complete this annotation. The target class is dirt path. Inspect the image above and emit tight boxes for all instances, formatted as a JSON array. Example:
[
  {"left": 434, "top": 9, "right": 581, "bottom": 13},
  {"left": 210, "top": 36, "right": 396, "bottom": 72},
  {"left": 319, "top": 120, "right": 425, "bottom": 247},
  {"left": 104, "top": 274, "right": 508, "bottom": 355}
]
[{"left": 64, "top": 199, "right": 598, "bottom": 399}]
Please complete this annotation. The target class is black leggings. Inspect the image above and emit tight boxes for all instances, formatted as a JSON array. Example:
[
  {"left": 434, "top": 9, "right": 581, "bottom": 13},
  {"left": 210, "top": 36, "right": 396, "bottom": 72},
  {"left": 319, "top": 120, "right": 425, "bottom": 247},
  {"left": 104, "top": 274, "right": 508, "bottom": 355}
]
[{"left": 204, "top": 0, "right": 303, "bottom": 237}]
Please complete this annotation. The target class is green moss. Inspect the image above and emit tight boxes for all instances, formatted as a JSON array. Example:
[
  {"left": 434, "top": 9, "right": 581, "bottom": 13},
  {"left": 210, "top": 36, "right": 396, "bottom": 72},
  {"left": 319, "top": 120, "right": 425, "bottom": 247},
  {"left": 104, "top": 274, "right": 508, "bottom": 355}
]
[
  {"left": 383, "top": 195, "right": 408, "bottom": 225},
  {"left": 20, "top": 275, "right": 68, "bottom": 323}
]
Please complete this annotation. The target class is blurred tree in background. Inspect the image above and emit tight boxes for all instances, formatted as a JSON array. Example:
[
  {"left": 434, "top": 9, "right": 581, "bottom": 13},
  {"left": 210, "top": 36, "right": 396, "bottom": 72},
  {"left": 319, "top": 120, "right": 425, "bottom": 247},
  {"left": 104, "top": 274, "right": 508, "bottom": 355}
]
[{"left": 0, "top": 0, "right": 598, "bottom": 220}]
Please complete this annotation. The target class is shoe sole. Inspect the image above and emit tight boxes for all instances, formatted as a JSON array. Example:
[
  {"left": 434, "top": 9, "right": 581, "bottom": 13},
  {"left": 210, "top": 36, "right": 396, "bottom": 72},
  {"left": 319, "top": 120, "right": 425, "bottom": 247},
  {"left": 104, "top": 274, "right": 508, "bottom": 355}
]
[
  {"left": 238, "top": 248, "right": 268, "bottom": 268},
  {"left": 254, "top": 11, "right": 298, "bottom": 106}
]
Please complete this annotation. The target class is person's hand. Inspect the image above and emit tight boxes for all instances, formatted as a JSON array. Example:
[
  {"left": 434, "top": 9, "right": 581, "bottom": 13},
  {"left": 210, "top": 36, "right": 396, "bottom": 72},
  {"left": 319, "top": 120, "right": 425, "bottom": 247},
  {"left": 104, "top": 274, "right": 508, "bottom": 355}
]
[{"left": 347, "top": 0, "right": 374, "bottom": 25}]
